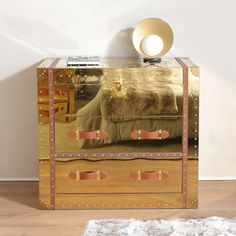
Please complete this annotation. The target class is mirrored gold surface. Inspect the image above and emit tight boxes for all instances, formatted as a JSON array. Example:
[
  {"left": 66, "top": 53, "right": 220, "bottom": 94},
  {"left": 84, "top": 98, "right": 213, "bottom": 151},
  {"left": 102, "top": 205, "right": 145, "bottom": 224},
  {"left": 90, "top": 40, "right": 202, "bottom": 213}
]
[
  {"left": 54, "top": 117, "right": 184, "bottom": 153},
  {"left": 38, "top": 58, "right": 199, "bottom": 209},
  {"left": 38, "top": 59, "right": 199, "bottom": 157}
]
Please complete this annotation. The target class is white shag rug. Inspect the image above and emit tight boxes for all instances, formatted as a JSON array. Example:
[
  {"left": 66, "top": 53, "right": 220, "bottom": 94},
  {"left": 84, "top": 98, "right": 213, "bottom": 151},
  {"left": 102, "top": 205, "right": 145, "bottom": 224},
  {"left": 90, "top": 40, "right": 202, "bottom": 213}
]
[{"left": 83, "top": 217, "right": 236, "bottom": 236}]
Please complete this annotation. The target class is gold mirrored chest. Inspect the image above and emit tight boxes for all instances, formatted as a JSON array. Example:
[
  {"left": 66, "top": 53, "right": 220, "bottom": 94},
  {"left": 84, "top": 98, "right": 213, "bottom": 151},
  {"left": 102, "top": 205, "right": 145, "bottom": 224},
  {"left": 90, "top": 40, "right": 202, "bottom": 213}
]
[{"left": 38, "top": 57, "right": 199, "bottom": 209}]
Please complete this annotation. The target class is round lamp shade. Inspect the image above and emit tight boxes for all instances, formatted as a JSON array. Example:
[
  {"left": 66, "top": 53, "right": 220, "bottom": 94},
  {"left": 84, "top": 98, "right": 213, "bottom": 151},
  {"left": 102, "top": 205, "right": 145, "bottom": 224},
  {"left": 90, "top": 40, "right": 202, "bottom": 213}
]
[
  {"left": 132, "top": 18, "right": 174, "bottom": 58},
  {"left": 141, "top": 34, "right": 164, "bottom": 56}
]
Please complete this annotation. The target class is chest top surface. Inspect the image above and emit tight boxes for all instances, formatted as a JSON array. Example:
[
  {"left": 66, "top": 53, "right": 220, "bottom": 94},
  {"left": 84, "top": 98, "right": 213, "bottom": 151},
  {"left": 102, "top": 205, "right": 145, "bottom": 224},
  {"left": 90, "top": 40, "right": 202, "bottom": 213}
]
[{"left": 38, "top": 57, "right": 198, "bottom": 69}]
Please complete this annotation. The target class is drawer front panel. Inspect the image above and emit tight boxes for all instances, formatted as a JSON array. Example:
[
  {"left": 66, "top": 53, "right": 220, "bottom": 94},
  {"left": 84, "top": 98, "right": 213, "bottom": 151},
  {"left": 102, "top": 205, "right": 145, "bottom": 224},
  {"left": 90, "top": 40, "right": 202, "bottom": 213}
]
[
  {"left": 56, "top": 159, "right": 182, "bottom": 194},
  {"left": 54, "top": 116, "right": 183, "bottom": 153},
  {"left": 52, "top": 66, "right": 185, "bottom": 116}
]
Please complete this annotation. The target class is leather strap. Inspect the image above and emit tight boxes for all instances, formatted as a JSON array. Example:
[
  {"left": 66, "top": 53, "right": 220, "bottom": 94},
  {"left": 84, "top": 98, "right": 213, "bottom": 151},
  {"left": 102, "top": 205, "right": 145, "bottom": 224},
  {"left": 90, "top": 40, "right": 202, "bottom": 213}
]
[
  {"left": 68, "top": 130, "right": 108, "bottom": 140},
  {"left": 130, "top": 170, "right": 168, "bottom": 181},
  {"left": 69, "top": 170, "right": 108, "bottom": 181},
  {"left": 48, "top": 58, "right": 60, "bottom": 209},
  {"left": 175, "top": 57, "right": 189, "bottom": 208},
  {"left": 130, "top": 130, "right": 169, "bottom": 140}
]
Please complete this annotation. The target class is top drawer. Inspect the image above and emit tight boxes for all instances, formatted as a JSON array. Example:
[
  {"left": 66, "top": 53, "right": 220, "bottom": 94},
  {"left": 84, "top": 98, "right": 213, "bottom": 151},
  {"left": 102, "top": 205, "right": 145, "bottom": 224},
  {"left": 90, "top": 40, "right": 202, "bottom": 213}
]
[
  {"left": 50, "top": 67, "right": 186, "bottom": 118},
  {"left": 37, "top": 62, "right": 199, "bottom": 120}
]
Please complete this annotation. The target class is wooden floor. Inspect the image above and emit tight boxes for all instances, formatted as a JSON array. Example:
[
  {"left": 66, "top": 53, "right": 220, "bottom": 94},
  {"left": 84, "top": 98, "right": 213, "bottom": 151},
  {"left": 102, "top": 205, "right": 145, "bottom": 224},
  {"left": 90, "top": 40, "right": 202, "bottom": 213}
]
[{"left": 0, "top": 181, "right": 235, "bottom": 236}]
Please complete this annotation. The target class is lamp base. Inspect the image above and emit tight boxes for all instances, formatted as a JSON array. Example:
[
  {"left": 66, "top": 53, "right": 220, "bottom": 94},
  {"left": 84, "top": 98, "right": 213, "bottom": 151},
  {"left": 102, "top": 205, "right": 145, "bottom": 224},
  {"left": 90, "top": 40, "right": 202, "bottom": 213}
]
[{"left": 143, "top": 58, "right": 161, "bottom": 64}]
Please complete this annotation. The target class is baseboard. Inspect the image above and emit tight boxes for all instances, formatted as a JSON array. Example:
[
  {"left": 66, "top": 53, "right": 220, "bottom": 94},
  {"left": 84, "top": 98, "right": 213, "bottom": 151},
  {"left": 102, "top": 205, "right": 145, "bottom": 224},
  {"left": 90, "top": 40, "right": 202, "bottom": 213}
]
[
  {"left": 0, "top": 177, "right": 38, "bottom": 181},
  {"left": 0, "top": 177, "right": 236, "bottom": 181},
  {"left": 199, "top": 177, "right": 236, "bottom": 180}
]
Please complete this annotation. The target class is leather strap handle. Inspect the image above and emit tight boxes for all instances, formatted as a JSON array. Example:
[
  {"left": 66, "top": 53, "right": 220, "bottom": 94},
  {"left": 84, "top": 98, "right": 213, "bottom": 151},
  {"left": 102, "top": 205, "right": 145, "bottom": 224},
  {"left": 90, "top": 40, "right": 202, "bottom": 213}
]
[
  {"left": 69, "top": 170, "right": 108, "bottom": 181},
  {"left": 130, "top": 130, "right": 169, "bottom": 140},
  {"left": 130, "top": 170, "right": 168, "bottom": 181},
  {"left": 68, "top": 130, "right": 108, "bottom": 140}
]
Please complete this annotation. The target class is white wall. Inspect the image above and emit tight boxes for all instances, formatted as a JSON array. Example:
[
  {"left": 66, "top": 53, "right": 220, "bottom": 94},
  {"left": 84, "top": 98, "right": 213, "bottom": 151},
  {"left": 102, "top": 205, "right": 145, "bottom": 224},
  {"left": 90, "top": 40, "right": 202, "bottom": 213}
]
[{"left": 0, "top": 0, "right": 236, "bottom": 180}]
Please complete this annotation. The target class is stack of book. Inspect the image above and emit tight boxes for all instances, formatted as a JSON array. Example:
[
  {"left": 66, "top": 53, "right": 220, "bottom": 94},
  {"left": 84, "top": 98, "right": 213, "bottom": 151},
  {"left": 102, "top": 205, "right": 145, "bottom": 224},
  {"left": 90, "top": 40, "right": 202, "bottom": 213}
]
[{"left": 67, "top": 56, "right": 101, "bottom": 67}]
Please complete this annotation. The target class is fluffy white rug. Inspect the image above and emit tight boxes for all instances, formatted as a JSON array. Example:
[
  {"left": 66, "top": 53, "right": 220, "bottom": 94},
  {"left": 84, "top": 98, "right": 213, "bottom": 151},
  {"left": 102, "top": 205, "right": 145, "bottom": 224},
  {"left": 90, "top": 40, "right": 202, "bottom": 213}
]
[{"left": 83, "top": 217, "right": 236, "bottom": 236}]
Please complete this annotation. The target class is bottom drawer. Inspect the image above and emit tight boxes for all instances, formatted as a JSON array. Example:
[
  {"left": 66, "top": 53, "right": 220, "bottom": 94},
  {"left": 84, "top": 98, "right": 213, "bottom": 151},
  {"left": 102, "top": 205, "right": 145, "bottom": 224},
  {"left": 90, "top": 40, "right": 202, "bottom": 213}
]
[{"left": 56, "top": 159, "right": 182, "bottom": 194}]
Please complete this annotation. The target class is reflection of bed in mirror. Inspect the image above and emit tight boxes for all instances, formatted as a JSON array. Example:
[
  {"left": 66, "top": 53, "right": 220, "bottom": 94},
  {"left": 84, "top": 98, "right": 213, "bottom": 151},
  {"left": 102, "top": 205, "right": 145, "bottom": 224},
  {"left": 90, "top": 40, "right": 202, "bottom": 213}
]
[{"left": 62, "top": 68, "right": 199, "bottom": 151}]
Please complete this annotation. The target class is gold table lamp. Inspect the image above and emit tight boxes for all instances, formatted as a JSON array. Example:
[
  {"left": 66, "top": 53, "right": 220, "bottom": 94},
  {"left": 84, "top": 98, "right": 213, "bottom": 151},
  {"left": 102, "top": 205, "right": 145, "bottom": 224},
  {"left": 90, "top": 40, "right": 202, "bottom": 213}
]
[{"left": 132, "top": 18, "right": 174, "bottom": 63}]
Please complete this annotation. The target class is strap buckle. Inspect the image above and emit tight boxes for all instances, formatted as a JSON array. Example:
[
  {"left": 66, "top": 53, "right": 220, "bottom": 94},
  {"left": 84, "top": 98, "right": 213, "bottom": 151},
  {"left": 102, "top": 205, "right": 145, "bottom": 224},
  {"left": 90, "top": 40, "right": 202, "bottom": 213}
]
[
  {"left": 137, "top": 130, "right": 142, "bottom": 140},
  {"left": 75, "top": 130, "right": 80, "bottom": 140},
  {"left": 137, "top": 170, "right": 142, "bottom": 180},
  {"left": 157, "top": 130, "right": 162, "bottom": 140},
  {"left": 96, "top": 170, "right": 101, "bottom": 180},
  {"left": 76, "top": 170, "right": 80, "bottom": 181},
  {"left": 96, "top": 130, "right": 100, "bottom": 140}
]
